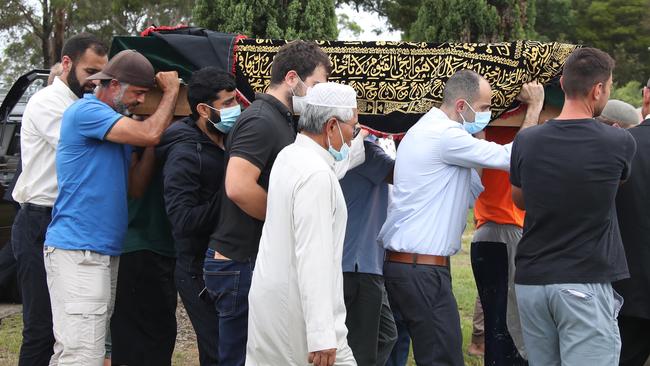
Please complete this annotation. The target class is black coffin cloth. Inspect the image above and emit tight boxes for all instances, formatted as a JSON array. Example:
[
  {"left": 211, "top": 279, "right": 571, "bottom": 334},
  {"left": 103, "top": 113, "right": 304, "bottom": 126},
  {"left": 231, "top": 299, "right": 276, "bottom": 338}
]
[{"left": 111, "top": 32, "right": 578, "bottom": 134}]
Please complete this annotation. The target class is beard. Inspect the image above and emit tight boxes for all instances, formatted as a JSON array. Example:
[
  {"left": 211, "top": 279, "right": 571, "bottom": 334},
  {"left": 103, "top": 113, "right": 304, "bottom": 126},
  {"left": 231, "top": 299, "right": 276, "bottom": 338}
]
[
  {"left": 113, "top": 84, "right": 132, "bottom": 116},
  {"left": 66, "top": 65, "right": 94, "bottom": 99},
  {"left": 206, "top": 109, "right": 224, "bottom": 136}
]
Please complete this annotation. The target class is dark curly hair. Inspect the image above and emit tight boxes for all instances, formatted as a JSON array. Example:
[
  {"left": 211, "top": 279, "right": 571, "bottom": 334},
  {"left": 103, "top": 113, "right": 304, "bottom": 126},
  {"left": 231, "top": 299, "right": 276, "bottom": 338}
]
[
  {"left": 270, "top": 40, "right": 332, "bottom": 86},
  {"left": 187, "top": 67, "right": 236, "bottom": 120}
]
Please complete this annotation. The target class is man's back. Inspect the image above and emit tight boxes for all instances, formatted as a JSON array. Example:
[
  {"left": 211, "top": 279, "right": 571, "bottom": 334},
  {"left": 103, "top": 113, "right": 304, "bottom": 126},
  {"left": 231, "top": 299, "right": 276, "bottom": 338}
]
[
  {"left": 511, "top": 118, "right": 636, "bottom": 285},
  {"left": 614, "top": 120, "right": 650, "bottom": 320}
]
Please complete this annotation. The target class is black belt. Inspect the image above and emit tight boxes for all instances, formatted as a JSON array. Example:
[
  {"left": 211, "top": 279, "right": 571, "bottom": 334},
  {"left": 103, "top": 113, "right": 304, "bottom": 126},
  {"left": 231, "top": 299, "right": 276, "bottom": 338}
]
[{"left": 20, "top": 203, "right": 53, "bottom": 213}]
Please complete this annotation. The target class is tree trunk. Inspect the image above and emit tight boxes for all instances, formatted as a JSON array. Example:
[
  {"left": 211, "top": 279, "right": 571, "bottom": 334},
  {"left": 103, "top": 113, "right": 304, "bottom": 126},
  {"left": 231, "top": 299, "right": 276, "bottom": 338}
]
[
  {"left": 51, "top": 6, "right": 66, "bottom": 64},
  {"left": 40, "top": 0, "right": 53, "bottom": 67}
]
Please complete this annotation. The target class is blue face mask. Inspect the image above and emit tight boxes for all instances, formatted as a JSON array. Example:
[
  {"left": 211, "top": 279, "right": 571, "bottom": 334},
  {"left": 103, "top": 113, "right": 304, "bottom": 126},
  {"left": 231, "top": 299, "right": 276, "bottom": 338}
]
[
  {"left": 205, "top": 104, "right": 241, "bottom": 133},
  {"left": 327, "top": 121, "right": 351, "bottom": 162},
  {"left": 460, "top": 100, "right": 491, "bottom": 134}
]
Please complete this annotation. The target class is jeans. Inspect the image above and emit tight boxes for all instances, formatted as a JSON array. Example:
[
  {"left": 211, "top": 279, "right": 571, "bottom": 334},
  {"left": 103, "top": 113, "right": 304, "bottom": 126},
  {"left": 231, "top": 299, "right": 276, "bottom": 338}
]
[
  {"left": 203, "top": 248, "right": 253, "bottom": 366},
  {"left": 384, "top": 261, "right": 463, "bottom": 366},
  {"left": 343, "top": 272, "right": 397, "bottom": 366},
  {"left": 471, "top": 242, "right": 527, "bottom": 365},
  {"left": 11, "top": 205, "right": 54, "bottom": 366},
  {"left": 175, "top": 258, "right": 219, "bottom": 366},
  {"left": 111, "top": 250, "right": 177, "bottom": 366},
  {"left": 516, "top": 282, "right": 622, "bottom": 366}
]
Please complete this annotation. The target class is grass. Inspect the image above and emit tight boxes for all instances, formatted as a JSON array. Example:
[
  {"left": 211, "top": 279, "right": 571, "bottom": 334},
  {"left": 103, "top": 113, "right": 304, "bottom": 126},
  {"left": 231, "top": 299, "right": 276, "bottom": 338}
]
[
  {"left": 0, "top": 213, "right": 483, "bottom": 366},
  {"left": 0, "top": 313, "right": 21, "bottom": 365}
]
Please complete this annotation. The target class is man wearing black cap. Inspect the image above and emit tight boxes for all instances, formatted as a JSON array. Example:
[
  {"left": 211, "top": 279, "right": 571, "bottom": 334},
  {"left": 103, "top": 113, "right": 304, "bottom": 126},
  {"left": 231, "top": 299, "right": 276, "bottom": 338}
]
[{"left": 43, "top": 49, "right": 180, "bottom": 365}]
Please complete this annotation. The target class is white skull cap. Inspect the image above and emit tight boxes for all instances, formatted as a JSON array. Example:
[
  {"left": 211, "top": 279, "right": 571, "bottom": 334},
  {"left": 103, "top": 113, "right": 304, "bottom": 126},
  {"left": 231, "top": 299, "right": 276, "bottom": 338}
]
[{"left": 306, "top": 82, "right": 358, "bottom": 109}]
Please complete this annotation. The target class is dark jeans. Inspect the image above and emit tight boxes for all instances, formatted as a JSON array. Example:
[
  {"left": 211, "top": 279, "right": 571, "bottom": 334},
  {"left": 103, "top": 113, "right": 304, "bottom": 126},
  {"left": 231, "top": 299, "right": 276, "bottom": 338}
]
[
  {"left": 471, "top": 242, "right": 527, "bottom": 366},
  {"left": 386, "top": 307, "right": 411, "bottom": 366},
  {"left": 384, "top": 261, "right": 463, "bottom": 366},
  {"left": 618, "top": 315, "right": 650, "bottom": 366},
  {"left": 11, "top": 205, "right": 54, "bottom": 366},
  {"left": 203, "top": 249, "right": 253, "bottom": 366},
  {"left": 111, "top": 250, "right": 177, "bottom": 366},
  {"left": 343, "top": 272, "right": 397, "bottom": 366},
  {"left": 0, "top": 238, "right": 19, "bottom": 302},
  {"left": 176, "top": 258, "right": 220, "bottom": 366}
]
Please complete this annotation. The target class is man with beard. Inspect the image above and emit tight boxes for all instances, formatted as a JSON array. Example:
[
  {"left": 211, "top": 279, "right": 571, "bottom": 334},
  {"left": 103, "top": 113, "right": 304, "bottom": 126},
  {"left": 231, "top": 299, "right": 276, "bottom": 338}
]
[
  {"left": 155, "top": 67, "right": 240, "bottom": 365},
  {"left": 10, "top": 33, "right": 108, "bottom": 366},
  {"left": 44, "top": 50, "right": 180, "bottom": 365}
]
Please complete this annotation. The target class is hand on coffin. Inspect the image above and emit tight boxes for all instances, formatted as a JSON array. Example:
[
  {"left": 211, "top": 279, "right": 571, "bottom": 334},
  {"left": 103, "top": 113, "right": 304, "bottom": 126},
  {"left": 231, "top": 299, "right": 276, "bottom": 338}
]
[
  {"left": 517, "top": 81, "right": 545, "bottom": 109},
  {"left": 155, "top": 71, "right": 180, "bottom": 93}
]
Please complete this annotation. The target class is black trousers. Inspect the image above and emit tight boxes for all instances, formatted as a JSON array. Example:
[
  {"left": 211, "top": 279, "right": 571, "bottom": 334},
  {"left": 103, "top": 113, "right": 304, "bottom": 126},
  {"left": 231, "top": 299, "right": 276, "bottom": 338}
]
[
  {"left": 384, "top": 261, "right": 463, "bottom": 366},
  {"left": 11, "top": 206, "right": 55, "bottom": 366},
  {"left": 618, "top": 315, "right": 650, "bottom": 366},
  {"left": 111, "top": 250, "right": 177, "bottom": 366},
  {"left": 343, "top": 272, "right": 397, "bottom": 366},
  {"left": 176, "top": 260, "right": 219, "bottom": 366},
  {"left": 471, "top": 242, "right": 527, "bottom": 366}
]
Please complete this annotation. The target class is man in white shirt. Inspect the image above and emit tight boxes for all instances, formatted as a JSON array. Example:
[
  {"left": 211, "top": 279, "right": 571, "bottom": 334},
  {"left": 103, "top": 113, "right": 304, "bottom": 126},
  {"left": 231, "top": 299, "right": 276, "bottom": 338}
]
[
  {"left": 246, "top": 82, "right": 359, "bottom": 366},
  {"left": 377, "top": 70, "right": 538, "bottom": 365},
  {"left": 9, "top": 33, "right": 108, "bottom": 366}
]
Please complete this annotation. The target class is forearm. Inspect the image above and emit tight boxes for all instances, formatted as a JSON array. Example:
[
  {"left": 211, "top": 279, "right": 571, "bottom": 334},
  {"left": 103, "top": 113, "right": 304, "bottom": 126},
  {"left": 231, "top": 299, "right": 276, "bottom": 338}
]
[
  {"left": 141, "top": 89, "right": 179, "bottom": 145},
  {"left": 128, "top": 147, "right": 156, "bottom": 198},
  {"left": 520, "top": 103, "right": 543, "bottom": 130},
  {"left": 169, "top": 192, "right": 221, "bottom": 236}
]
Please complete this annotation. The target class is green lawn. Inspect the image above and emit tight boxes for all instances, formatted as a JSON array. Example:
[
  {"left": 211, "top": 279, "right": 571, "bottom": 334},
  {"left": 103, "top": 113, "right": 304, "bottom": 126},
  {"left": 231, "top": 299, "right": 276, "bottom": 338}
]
[{"left": 0, "top": 213, "right": 483, "bottom": 366}]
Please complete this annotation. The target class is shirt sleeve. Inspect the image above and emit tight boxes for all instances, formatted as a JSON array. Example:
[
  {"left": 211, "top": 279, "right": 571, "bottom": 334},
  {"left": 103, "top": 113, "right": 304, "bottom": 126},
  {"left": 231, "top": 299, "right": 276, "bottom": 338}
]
[
  {"left": 509, "top": 134, "right": 522, "bottom": 188},
  {"left": 620, "top": 130, "right": 637, "bottom": 181},
  {"left": 355, "top": 141, "right": 395, "bottom": 185},
  {"left": 292, "top": 171, "right": 338, "bottom": 353},
  {"left": 468, "top": 169, "right": 484, "bottom": 205},
  {"left": 75, "top": 101, "right": 123, "bottom": 141},
  {"left": 440, "top": 126, "right": 512, "bottom": 171},
  {"left": 229, "top": 116, "right": 276, "bottom": 171}
]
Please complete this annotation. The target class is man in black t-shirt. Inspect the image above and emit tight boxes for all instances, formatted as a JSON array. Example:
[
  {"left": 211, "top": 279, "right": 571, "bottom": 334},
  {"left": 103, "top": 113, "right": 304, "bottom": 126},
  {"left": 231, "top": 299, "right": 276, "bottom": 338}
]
[
  {"left": 510, "top": 47, "right": 636, "bottom": 366},
  {"left": 202, "top": 41, "right": 331, "bottom": 365}
]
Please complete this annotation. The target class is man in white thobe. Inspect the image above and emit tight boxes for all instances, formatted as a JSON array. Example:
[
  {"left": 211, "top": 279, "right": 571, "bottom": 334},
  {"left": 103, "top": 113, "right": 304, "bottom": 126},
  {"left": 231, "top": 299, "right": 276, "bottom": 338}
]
[{"left": 246, "top": 82, "right": 359, "bottom": 366}]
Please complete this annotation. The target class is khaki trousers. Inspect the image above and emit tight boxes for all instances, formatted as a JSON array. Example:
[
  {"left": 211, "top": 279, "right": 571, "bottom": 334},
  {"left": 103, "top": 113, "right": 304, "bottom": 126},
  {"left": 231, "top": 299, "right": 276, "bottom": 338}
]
[{"left": 44, "top": 246, "right": 119, "bottom": 366}]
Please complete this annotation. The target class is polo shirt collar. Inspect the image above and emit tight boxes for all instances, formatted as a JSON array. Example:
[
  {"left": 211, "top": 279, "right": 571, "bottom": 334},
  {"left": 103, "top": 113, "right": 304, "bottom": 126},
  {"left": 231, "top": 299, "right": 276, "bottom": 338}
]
[
  {"left": 295, "top": 133, "right": 335, "bottom": 169},
  {"left": 255, "top": 93, "right": 293, "bottom": 121},
  {"left": 52, "top": 76, "right": 78, "bottom": 101}
]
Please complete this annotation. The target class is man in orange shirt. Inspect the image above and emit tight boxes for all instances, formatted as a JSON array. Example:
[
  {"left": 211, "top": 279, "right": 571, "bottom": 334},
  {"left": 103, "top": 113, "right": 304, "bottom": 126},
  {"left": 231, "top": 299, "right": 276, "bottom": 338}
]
[{"left": 471, "top": 82, "right": 544, "bottom": 366}]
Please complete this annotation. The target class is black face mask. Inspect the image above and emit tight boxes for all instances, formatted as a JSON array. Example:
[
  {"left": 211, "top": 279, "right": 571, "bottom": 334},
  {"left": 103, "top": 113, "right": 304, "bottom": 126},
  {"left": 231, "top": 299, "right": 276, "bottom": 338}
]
[{"left": 205, "top": 108, "right": 223, "bottom": 136}]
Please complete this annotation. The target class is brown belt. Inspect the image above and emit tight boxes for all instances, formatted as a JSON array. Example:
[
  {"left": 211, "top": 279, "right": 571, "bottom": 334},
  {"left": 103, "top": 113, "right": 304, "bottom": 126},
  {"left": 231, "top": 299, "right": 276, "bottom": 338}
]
[{"left": 385, "top": 251, "right": 449, "bottom": 266}]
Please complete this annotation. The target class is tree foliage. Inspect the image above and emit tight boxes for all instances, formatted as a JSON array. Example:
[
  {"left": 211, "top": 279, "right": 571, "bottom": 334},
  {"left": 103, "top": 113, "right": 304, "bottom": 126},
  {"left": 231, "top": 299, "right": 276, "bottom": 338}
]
[
  {"left": 193, "top": 0, "right": 338, "bottom": 40},
  {"left": 0, "top": 0, "right": 193, "bottom": 84},
  {"left": 339, "top": 0, "right": 536, "bottom": 42}
]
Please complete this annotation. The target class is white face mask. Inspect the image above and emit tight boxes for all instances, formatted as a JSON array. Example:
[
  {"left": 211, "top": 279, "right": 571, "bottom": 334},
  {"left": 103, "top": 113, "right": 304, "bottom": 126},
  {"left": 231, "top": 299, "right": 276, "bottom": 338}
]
[
  {"left": 333, "top": 132, "right": 366, "bottom": 179},
  {"left": 290, "top": 77, "right": 310, "bottom": 114}
]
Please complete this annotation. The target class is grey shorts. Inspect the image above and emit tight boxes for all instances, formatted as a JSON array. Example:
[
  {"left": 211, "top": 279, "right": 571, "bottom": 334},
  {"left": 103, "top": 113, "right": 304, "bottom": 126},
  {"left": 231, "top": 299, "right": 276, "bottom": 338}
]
[{"left": 515, "top": 282, "right": 623, "bottom": 366}]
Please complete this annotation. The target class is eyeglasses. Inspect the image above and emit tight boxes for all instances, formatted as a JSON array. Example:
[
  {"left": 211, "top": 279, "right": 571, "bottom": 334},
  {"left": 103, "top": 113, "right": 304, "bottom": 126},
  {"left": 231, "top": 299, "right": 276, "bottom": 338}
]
[{"left": 337, "top": 119, "right": 361, "bottom": 137}]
